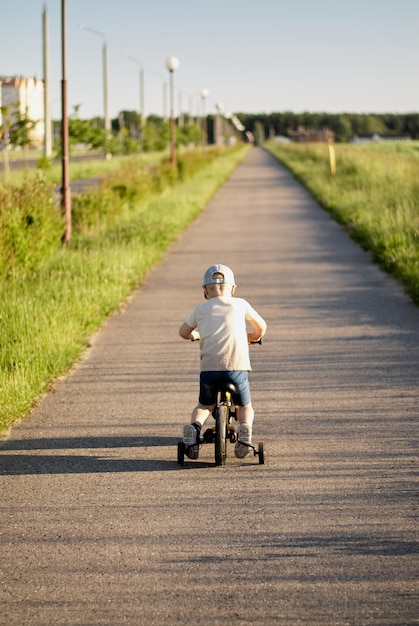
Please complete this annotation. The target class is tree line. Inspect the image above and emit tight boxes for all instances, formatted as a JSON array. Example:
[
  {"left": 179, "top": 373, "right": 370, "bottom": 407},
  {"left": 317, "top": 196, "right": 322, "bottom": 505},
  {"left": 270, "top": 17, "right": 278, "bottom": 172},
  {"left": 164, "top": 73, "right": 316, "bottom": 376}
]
[
  {"left": 62, "top": 110, "right": 419, "bottom": 150},
  {"left": 2, "top": 106, "right": 418, "bottom": 157},
  {"left": 237, "top": 111, "right": 419, "bottom": 143}
]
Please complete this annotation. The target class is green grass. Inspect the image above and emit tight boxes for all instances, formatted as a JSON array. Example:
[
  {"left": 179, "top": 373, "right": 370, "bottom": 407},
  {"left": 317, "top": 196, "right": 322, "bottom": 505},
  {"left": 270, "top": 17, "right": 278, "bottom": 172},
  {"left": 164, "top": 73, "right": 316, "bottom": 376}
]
[
  {"left": 265, "top": 139, "right": 419, "bottom": 304},
  {"left": 0, "top": 144, "right": 250, "bottom": 435},
  {"left": 0, "top": 150, "right": 166, "bottom": 188}
]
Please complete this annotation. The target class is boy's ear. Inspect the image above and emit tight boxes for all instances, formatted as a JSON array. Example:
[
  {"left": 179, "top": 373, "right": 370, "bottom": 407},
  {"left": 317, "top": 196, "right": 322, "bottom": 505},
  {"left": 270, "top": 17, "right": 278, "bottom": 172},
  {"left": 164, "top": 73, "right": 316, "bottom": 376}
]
[
  {"left": 231, "top": 285, "right": 236, "bottom": 295},
  {"left": 203, "top": 285, "right": 208, "bottom": 300}
]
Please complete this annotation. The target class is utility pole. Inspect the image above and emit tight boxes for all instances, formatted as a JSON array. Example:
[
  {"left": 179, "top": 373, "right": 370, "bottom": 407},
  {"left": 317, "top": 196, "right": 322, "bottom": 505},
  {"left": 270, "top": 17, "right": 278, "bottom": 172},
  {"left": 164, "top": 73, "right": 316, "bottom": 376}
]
[
  {"left": 43, "top": 3, "right": 52, "bottom": 158},
  {"left": 61, "top": 0, "right": 71, "bottom": 243}
]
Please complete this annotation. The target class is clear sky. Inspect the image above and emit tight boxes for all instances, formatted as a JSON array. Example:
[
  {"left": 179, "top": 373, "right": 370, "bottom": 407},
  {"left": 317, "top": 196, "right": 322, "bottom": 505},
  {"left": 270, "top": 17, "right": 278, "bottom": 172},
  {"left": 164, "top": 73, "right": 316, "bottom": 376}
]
[{"left": 1, "top": 0, "right": 418, "bottom": 121}]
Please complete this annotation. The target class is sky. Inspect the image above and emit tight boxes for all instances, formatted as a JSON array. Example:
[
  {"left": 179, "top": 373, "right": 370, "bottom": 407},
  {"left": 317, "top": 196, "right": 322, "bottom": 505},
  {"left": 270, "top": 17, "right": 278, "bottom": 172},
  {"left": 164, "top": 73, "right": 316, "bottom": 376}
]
[{"left": 1, "top": 0, "right": 418, "bottom": 121}]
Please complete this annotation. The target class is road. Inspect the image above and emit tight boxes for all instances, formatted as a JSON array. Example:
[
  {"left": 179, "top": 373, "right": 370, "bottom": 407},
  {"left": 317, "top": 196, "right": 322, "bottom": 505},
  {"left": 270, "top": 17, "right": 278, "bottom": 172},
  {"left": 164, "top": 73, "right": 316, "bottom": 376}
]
[
  {"left": 1, "top": 147, "right": 417, "bottom": 625},
  {"left": 0, "top": 151, "right": 105, "bottom": 172}
]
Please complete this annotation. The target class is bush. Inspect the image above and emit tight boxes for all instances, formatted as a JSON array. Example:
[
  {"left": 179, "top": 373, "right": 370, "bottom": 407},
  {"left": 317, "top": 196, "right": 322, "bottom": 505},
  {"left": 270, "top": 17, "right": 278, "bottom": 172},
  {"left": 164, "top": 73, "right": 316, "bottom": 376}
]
[
  {"left": 0, "top": 176, "right": 64, "bottom": 278},
  {"left": 0, "top": 146, "right": 245, "bottom": 276}
]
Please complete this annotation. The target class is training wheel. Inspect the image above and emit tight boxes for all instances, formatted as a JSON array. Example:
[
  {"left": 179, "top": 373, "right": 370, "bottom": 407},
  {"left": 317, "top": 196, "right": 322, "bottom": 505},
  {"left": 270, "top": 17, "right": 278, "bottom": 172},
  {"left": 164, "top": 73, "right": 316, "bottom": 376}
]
[
  {"left": 258, "top": 442, "right": 265, "bottom": 465},
  {"left": 177, "top": 441, "right": 185, "bottom": 465}
]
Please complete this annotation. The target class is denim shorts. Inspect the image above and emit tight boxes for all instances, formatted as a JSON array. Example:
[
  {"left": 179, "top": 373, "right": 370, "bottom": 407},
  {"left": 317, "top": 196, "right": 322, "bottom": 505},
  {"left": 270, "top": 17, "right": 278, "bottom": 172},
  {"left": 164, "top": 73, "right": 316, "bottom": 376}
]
[{"left": 199, "top": 371, "right": 251, "bottom": 407}]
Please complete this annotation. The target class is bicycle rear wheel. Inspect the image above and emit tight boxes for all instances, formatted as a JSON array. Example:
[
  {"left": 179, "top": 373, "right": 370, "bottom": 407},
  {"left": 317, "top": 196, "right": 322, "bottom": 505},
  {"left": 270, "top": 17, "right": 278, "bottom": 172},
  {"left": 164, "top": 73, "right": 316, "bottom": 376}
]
[{"left": 215, "top": 405, "right": 227, "bottom": 466}]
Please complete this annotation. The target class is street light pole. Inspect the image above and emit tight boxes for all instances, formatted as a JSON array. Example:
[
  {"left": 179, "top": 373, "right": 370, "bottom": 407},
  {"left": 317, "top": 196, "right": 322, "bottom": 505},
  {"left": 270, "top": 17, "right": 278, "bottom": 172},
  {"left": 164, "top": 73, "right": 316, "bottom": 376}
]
[
  {"left": 102, "top": 38, "right": 110, "bottom": 141},
  {"left": 61, "top": 0, "right": 71, "bottom": 243},
  {"left": 215, "top": 102, "right": 224, "bottom": 146},
  {"left": 200, "top": 88, "right": 209, "bottom": 147},
  {"left": 165, "top": 56, "right": 179, "bottom": 167},
  {"left": 120, "top": 55, "right": 145, "bottom": 147},
  {"left": 78, "top": 24, "right": 110, "bottom": 158},
  {"left": 42, "top": 3, "right": 52, "bottom": 158}
]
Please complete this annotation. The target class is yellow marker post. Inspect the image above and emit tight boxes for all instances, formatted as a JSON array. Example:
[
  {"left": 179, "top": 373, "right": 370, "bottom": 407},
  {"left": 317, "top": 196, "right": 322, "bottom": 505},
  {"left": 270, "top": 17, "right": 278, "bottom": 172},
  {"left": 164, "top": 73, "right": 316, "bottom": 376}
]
[{"left": 328, "top": 141, "right": 336, "bottom": 176}]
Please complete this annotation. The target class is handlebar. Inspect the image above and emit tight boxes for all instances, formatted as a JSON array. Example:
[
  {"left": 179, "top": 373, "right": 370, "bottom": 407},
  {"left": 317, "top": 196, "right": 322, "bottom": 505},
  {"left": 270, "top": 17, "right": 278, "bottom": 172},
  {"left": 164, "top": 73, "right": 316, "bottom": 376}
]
[{"left": 191, "top": 338, "right": 262, "bottom": 344}]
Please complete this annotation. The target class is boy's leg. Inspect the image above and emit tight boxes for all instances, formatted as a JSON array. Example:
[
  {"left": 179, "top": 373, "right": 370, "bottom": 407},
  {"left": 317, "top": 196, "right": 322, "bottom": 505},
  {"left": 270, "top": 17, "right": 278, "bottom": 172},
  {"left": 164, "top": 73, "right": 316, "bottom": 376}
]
[
  {"left": 236, "top": 403, "right": 254, "bottom": 426},
  {"left": 182, "top": 404, "right": 215, "bottom": 459},
  {"left": 191, "top": 404, "right": 215, "bottom": 427},
  {"left": 235, "top": 403, "right": 254, "bottom": 458}
]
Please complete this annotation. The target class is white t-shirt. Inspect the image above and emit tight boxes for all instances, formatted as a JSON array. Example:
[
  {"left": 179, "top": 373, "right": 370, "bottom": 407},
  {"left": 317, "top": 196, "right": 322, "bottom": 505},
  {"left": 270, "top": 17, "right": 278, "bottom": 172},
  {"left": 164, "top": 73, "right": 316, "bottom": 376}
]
[{"left": 185, "top": 296, "right": 260, "bottom": 371}]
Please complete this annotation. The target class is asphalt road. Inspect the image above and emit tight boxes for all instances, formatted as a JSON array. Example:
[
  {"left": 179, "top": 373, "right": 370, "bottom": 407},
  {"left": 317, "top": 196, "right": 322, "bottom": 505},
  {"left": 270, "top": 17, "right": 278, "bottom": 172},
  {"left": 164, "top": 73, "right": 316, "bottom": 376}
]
[{"left": 1, "top": 147, "right": 417, "bottom": 625}]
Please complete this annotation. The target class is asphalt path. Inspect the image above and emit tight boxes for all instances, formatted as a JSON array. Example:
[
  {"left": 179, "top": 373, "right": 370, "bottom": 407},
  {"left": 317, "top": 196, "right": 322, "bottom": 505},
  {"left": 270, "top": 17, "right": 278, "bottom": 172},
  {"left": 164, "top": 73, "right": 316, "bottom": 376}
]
[{"left": 1, "top": 147, "right": 417, "bottom": 625}]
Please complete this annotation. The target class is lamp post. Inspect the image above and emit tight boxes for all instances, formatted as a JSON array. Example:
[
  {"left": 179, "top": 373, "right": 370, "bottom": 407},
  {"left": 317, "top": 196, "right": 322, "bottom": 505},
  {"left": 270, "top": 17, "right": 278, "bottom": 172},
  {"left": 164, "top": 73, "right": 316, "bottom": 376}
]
[
  {"left": 78, "top": 24, "right": 110, "bottom": 158},
  {"left": 42, "top": 3, "right": 52, "bottom": 158},
  {"left": 215, "top": 102, "right": 224, "bottom": 146},
  {"left": 61, "top": 0, "right": 71, "bottom": 242},
  {"left": 165, "top": 56, "right": 179, "bottom": 167},
  {"left": 121, "top": 55, "right": 145, "bottom": 146},
  {"left": 200, "top": 87, "right": 209, "bottom": 146},
  {"left": 178, "top": 92, "right": 184, "bottom": 127}
]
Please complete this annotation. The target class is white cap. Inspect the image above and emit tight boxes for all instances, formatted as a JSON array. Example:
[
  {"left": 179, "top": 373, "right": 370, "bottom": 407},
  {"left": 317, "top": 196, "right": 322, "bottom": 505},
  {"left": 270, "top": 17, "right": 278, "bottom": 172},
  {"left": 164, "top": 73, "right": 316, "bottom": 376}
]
[{"left": 202, "top": 264, "right": 235, "bottom": 286}]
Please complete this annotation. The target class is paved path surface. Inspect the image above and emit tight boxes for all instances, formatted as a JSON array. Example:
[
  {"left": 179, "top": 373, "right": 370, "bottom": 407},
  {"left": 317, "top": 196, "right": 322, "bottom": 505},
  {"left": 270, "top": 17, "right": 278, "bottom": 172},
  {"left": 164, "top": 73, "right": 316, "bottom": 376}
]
[{"left": 1, "top": 147, "right": 418, "bottom": 625}]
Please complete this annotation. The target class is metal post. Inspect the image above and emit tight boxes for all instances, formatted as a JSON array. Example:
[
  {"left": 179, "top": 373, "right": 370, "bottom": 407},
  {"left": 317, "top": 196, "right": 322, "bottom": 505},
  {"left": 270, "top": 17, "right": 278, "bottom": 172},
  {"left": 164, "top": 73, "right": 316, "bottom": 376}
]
[
  {"left": 78, "top": 25, "right": 110, "bottom": 159},
  {"left": 178, "top": 92, "right": 184, "bottom": 127},
  {"left": 103, "top": 40, "right": 111, "bottom": 158},
  {"left": 43, "top": 4, "right": 52, "bottom": 157},
  {"left": 168, "top": 70, "right": 176, "bottom": 166},
  {"left": 61, "top": 0, "right": 71, "bottom": 243},
  {"left": 202, "top": 99, "right": 207, "bottom": 147},
  {"left": 140, "top": 67, "right": 145, "bottom": 128},
  {"left": 200, "top": 88, "right": 209, "bottom": 147},
  {"left": 163, "top": 82, "right": 168, "bottom": 122}
]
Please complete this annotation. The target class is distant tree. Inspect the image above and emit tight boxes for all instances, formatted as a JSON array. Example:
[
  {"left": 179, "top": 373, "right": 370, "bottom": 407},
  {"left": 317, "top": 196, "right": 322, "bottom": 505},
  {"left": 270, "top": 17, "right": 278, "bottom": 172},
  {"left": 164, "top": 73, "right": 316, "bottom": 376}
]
[
  {"left": 178, "top": 122, "right": 202, "bottom": 147},
  {"left": 0, "top": 105, "right": 12, "bottom": 177},
  {"left": 68, "top": 106, "right": 107, "bottom": 150},
  {"left": 117, "top": 110, "right": 141, "bottom": 135},
  {"left": 253, "top": 121, "right": 265, "bottom": 146},
  {"left": 0, "top": 105, "right": 12, "bottom": 146},
  {"left": 8, "top": 108, "right": 37, "bottom": 150},
  {"left": 382, "top": 113, "right": 404, "bottom": 134},
  {"left": 331, "top": 115, "right": 353, "bottom": 142},
  {"left": 405, "top": 113, "right": 419, "bottom": 139},
  {"left": 142, "top": 117, "right": 169, "bottom": 152}
]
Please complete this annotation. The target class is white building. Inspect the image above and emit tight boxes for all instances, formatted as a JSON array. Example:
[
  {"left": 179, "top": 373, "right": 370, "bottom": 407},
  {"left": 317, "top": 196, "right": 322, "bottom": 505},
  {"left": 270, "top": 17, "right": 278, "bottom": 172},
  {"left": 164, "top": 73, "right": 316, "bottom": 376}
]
[{"left": 0, "top": 75, "right": 45, "bottom": 147}]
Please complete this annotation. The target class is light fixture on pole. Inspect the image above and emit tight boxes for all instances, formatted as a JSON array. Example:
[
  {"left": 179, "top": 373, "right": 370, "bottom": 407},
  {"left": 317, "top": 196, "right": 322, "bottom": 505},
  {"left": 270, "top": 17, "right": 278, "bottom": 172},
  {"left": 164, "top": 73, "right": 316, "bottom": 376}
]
[
  {"left": 165, "top": 56, "right": 180, "bottom": 167},
  {"left": 78, "top": 23, "right": 110, "bottom": 158},
  {"left": 200, "top": 88, "right": 209, "bottom": 146}
]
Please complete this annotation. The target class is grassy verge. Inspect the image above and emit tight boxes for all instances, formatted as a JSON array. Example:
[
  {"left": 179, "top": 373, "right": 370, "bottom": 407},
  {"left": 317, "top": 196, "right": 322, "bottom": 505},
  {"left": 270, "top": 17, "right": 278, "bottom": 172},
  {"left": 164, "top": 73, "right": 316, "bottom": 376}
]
[
  {"left": 265, "top": 139, "right": 419, "bottom": 304},
  {"left": 0, "top": 151, "right": 167, "bottom": 188},
  {"left": 0, "top": 144, "right": 250, "bottom": 435}
]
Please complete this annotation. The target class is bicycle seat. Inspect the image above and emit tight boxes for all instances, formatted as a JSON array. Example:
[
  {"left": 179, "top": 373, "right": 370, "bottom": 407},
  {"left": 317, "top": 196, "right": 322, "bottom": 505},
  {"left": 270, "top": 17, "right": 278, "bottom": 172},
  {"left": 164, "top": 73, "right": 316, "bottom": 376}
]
[{"left": 220, "top": 382, "right": 236, "bottom": 394}]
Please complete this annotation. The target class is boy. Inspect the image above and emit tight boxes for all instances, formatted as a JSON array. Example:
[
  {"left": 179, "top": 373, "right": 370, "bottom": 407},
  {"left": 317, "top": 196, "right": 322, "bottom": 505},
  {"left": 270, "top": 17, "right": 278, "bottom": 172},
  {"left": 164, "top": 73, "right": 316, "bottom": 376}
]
[{"left": 179, "top": 264, "right": 267, "bottom": 459}]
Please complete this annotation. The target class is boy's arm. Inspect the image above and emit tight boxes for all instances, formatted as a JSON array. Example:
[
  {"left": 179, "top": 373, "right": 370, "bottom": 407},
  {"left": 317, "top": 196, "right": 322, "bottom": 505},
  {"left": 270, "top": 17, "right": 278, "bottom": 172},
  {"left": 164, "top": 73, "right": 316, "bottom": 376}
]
[
  {"left": 247, "top": 313, "right": 267, "bottom": 344},
  {"left": 179, "top": 322, "right": 200, "bottom": 341}
]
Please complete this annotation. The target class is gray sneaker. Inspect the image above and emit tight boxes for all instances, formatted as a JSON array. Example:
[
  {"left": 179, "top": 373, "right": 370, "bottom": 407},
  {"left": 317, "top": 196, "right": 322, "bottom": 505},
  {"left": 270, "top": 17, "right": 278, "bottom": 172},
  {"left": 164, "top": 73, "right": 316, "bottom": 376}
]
[
  {"left": 183, "top": 424, "right": 200, "bottom": 459},
  {"left": 235, "top": 423, "right": 252, "bottom": 458}
]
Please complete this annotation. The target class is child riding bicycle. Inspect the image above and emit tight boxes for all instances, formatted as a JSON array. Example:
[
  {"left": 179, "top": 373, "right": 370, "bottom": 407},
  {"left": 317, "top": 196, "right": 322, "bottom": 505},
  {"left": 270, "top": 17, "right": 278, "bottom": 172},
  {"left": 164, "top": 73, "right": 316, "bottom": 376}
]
[{"left": 179, "top": 264, "right": 267, "bottom": 459}]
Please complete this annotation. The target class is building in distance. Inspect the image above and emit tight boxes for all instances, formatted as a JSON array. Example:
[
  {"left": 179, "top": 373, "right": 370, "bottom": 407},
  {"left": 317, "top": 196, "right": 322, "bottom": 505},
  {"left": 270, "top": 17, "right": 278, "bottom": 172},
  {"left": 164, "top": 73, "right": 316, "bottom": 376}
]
[{"left": 0, "top": 75, "right": 45, "bottom": 147}]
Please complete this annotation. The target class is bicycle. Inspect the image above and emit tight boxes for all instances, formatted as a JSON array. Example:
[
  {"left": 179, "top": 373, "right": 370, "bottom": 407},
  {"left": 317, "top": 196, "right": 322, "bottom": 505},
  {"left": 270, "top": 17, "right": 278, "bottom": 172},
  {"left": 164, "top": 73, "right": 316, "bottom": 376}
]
[{"left": 177, "top": 341, "right": 265, "bottom": 467}]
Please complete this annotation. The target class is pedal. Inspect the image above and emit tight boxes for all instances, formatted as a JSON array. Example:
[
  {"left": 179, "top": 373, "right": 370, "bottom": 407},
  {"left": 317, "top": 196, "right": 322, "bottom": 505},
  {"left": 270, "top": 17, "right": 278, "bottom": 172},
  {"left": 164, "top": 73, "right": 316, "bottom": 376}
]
[
  {"left": 228, "top": 425, "right": 236, "bottom": 443},
  {"left": 203, "top": 428, "right": 215, "bottom": 443}
]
